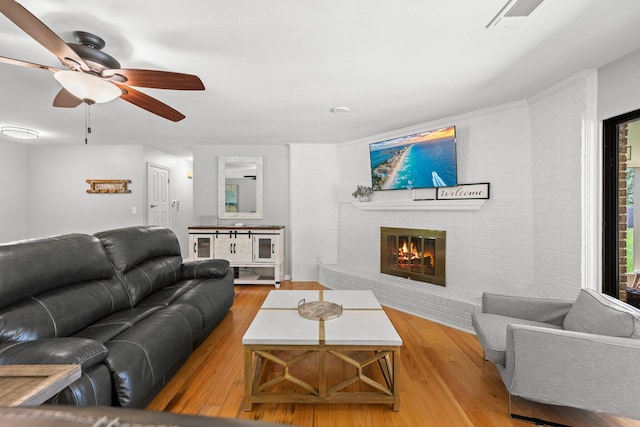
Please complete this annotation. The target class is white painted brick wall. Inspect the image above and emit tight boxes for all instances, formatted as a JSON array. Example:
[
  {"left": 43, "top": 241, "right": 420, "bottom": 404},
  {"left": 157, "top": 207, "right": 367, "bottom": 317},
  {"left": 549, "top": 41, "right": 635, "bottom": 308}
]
[{"left": 528, "top": 78, "right": 588, "bottom": 299}]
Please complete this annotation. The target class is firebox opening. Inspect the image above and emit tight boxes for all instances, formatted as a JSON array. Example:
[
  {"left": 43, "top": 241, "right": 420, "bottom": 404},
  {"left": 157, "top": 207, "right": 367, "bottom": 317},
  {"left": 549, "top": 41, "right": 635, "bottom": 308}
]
[{"left": 380, "top": 227, "right": 446, "bottom": 286}]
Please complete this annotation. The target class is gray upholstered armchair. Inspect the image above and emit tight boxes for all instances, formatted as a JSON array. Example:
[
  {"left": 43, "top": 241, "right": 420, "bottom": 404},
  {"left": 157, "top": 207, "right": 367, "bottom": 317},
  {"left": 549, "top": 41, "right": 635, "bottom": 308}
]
[{"left": 471, "top": 289, "right": 640, "bottom": 422}]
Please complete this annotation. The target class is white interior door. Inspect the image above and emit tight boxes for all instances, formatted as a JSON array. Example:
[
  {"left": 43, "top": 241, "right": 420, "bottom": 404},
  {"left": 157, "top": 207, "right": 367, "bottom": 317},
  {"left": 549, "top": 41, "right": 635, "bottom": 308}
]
[{"left": 147, "top": 164, "right": 170, "bottom": 227}]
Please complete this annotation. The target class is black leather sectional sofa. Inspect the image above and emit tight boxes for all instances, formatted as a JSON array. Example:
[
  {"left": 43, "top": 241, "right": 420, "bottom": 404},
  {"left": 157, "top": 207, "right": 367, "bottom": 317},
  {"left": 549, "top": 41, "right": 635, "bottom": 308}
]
[{"left": 0, "top": 226, "right": 235, "bottom": 408}]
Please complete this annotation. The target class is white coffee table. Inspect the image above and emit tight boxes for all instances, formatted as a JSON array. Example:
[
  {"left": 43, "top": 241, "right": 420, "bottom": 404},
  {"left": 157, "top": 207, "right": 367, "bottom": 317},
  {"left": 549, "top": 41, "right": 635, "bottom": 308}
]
[{"left": 243, "top": 290, "right": 402, "bottom": 411}]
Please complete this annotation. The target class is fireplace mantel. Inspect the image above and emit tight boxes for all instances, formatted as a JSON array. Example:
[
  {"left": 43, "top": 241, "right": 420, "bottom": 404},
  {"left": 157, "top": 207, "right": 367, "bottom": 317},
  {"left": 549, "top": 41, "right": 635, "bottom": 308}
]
[{"left": 352, "top": 199, "right": 486, "bottom": 211}]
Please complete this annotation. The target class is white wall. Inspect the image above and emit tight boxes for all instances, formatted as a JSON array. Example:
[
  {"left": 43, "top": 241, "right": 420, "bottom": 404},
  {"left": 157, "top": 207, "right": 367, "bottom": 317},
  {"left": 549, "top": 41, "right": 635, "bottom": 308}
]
[
  {"left": 2, "top": 145, "right": 193, "bottom": 256},
  {"left": 193, "top": 145, "right": 291, "bottom": 275},
  {"left": 289, "top": 144, "right": 340, "bottom": 280},
  {"left": 27, "top": 145, "right": 145, "bottom": 238},
  {"left": 0, "top": 140, "right": 29, "bottom": 242},
  {"left": 598, "top": 48, "right": 640, "bottom": 121}
]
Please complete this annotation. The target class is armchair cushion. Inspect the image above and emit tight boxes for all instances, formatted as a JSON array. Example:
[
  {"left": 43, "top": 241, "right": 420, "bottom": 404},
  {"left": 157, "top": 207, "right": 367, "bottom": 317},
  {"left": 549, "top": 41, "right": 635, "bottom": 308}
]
[
  {"left": 472, "top": 313, "right": 563, "bottom": 365},
  {"left": 480, "top": 293, "right": 572, "bottom": 326},
  {"left": 563, "top": 289, "right": 640, "bottom": 338}
]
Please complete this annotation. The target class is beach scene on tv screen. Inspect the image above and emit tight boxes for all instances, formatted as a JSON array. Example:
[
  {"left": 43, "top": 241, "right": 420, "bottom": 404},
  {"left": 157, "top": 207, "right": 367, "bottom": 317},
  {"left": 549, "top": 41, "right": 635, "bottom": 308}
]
[{"left": 370, "top": 126, "right": 457, "bottom": 191}]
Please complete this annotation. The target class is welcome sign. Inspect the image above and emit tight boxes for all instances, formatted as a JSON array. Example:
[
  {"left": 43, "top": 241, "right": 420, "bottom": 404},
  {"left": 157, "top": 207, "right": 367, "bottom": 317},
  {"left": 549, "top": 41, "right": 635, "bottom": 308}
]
[
  {"left": 86, "top": 179, "right": 131, "bottom": 194},
  {"left": 436, "top": 183, "right": 490, "bottom": 200}
]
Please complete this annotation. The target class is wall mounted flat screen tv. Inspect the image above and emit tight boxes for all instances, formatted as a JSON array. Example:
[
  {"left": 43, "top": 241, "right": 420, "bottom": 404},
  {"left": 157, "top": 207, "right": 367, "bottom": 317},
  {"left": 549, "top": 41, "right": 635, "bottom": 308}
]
[{"left": 369, "top": 125, "right": 457, "bottom": 191}]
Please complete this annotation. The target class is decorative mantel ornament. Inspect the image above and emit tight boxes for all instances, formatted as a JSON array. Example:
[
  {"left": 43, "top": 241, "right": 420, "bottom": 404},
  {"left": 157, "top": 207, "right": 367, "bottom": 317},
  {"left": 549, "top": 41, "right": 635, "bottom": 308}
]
[
  {"left": 351, "top": 185, "right": 373, "bottom": 202},
  {"left": 86, "top": 179, "right": 131, "bottom": 194},
  {"left": 436, "top": 183, "right": 490, "bottom": 200}
]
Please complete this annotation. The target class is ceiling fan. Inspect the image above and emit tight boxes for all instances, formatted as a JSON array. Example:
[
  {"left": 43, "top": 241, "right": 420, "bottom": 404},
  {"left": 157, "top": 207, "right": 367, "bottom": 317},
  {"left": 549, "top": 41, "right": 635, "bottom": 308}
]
[{"left": 0, "top": 0, "right": 205, "bottom": 122}]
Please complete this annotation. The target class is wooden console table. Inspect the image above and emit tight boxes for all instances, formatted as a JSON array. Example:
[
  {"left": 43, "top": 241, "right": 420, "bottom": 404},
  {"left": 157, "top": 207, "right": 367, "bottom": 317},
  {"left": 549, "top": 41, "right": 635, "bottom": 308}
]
[{"left": 0, "top": 365, "right": 81, "bottom": 406}]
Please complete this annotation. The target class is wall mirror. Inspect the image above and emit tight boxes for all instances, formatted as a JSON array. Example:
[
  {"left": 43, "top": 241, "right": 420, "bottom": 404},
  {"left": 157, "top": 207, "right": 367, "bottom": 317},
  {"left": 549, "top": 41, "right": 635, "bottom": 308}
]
[{"left": 218, "top": 156, "right": 263, "bottom": 220}]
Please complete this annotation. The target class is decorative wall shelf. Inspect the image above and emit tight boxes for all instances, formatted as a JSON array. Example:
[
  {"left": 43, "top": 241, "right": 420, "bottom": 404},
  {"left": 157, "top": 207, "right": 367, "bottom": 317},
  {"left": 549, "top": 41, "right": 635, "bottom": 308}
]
[{"left": 352, "top": 199, "right": 486, "bottom": 211}]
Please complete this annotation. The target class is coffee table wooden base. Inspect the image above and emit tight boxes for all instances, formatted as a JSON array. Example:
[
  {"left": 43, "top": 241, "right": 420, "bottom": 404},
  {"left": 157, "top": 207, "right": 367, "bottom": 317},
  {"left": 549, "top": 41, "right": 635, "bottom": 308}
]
[{"left": 244, "top": 344, "right": 400, "bottom": 411}]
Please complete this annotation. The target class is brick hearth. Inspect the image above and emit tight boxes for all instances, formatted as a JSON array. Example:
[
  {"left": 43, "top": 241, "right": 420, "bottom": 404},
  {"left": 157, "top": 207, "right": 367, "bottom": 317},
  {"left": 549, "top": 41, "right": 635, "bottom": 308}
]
[{"left": 318, "top": 264, "right": 480, "bottom": 332}]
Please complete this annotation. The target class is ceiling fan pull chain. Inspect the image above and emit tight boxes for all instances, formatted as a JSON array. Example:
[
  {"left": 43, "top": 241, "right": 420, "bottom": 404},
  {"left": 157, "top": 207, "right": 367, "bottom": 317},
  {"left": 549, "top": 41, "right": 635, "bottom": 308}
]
[{"left": 84, "top": 102, "right": 92, "bottom": 144}]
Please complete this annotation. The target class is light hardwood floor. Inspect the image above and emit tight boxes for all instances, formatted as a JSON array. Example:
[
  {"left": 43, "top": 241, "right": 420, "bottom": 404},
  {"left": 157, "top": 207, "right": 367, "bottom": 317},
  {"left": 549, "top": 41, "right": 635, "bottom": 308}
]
[{"left": 148, "top": 282, "right": 640, "bottom": 426}]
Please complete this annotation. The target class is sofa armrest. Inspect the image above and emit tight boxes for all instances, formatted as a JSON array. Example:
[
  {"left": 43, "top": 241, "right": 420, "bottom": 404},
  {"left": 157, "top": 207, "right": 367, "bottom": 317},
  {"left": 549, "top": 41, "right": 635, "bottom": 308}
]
[
  {"left": 481, "top": 293, "right": 573, "bottom": 325},
  {"left": 181, "top": 259, "right": 230, "bottom": 280},
  {"left": 503, "top": 324, "right": 640, "bottom": 420},
  {"left": 0, "top": 338, "right": 108, "bottom": 370}
]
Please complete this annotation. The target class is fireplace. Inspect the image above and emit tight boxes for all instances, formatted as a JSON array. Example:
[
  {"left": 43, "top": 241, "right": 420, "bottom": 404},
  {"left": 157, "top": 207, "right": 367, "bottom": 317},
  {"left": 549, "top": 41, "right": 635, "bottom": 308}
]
[{"left": 380, "top": 227, "right": 446, "bottom": 286}]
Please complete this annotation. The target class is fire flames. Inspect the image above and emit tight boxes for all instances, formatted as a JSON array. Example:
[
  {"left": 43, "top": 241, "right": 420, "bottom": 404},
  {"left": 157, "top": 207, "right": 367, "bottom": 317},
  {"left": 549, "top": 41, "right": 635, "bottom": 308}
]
[{"left": 397, "top": 240, "right": 434, "bottom": 271}]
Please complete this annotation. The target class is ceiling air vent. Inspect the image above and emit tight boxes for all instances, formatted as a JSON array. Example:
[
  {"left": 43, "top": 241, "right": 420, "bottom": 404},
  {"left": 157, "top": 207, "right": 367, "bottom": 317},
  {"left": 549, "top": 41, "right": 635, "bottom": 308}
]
[{"left": 486, "top": 0, "right": 545, "bottom": 28}]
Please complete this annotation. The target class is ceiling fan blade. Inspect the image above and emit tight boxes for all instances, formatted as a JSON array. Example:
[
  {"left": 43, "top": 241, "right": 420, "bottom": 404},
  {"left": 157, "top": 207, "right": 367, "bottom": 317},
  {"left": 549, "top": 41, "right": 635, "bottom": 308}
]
[
  {"left": 53, "top": 88, "right": 82, "bottom": 108},
  {"left": 0, "top": 0, "right": 89, "bottom": 71},
  {"left": 0, "top": 54, "right": 60, "bottom": 71},
  {"left": 116, "top": 84, "right": 186, "bottom": 122},
  {"left": 104, "top": 69, "right": 205, "bottom": 90}
]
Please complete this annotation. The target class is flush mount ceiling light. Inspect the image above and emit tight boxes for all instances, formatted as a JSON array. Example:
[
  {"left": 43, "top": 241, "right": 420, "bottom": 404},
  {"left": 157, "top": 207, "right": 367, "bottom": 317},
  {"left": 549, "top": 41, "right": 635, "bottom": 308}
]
[
  {"left": 53, "top": 70, "right": 122, "bottom": 104},
  {"left": 1, "top": 126, "right": 39, "bottom": 139},
  {"left": 331, "top": 106, "right": 350, "bottom": 114}
]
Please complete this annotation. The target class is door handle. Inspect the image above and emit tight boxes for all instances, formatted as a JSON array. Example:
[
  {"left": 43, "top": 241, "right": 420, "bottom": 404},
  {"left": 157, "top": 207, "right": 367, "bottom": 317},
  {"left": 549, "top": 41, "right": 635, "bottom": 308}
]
[{"left": 150, "top": 202, "right": 159, "bottom": 208}]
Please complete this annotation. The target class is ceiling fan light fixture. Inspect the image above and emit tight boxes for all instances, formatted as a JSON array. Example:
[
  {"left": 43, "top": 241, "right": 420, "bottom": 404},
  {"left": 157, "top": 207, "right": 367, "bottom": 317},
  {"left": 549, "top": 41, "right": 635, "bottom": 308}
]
[
  {"left": 53, "top": 70, "right": 122, "bottom": 104},
  {"left": 1, "top": 126, "right": 39, "bottom": 139}
]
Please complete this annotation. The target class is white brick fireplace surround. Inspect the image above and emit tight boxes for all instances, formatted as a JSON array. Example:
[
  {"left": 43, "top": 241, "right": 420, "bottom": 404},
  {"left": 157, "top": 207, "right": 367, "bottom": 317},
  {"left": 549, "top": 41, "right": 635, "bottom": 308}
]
[{"left": 319, "top": 202, "right": 488, "bottom": 333}]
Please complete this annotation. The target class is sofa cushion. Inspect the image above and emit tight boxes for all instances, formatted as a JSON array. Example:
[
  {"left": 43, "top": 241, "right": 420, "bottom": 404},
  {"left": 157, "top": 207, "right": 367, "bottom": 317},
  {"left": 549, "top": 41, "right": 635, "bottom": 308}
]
[
  {"left": 119, "top": 256, "right": 182, "bottom": 305},
  {"left": 471, "top": 312, "right": 562, "bottom": 365},
  {"left": 105, "top": 308, "right": 194, "bottom": 407},
  {"left": 563, "top": 289, "right": 640, "bottom": 338},
  {"left": 181, "top": 259, "right": 230, "bottom": 279},
  {"left": 95, "top": 226, "right": 182, "bottom": 273},
  {"left": 48, "top": 364, "right": 113, "bottom": 406},
  {"left": 73, "top": 306, "right": 164, "bottom": 344},
  {"left": 0, "top": 406, "right": 291, "bottom": 426},
  {"left": 175, "top": 279, "right": 235, "bottom": 344},
  {"left": 0, "top": 337, "right": 108, "bottom": 370},
  {"left": 0, "top": 234, "right": 114, "bottom": 310},
  {"left": 2, "top": 277, "right": 133, "bottom": 343}
]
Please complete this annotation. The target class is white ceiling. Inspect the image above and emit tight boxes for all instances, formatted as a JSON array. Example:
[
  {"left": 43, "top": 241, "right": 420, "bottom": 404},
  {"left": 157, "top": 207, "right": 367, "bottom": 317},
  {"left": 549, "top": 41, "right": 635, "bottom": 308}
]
[{"left": 1, "top": 0, "right": 640, "bottom": 159}]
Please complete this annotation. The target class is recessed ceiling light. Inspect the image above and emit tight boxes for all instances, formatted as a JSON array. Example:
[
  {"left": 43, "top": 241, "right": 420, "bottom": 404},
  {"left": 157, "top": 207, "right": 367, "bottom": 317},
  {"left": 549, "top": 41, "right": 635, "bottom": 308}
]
[
  {"left": 330, "top": 106, "right": 350, "bottom": 114},
  {"left": 1, "top": 126, "right": 39, "bottom": 139}
]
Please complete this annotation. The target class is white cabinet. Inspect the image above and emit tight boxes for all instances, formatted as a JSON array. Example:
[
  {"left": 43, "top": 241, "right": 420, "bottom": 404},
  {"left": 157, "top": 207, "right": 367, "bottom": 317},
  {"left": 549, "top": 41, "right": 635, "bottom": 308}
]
[
  {"left": 190, "top": 234, "right": 214, "bottom": 260},
  {"left": 188, "top": 226, "right": 285, "bottom": 287},
  {"left": 253, "top": 235, "right": 278, "bottom": 263},
  {"left": 214, "top": 233, "right": 253, "bottom": 264}
]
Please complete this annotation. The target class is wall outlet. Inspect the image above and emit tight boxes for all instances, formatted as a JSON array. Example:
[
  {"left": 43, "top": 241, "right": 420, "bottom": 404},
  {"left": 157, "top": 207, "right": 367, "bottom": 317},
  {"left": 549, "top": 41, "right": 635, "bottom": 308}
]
[{"left": 131, "top": 207, "right": 137, "bottom": 214}]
